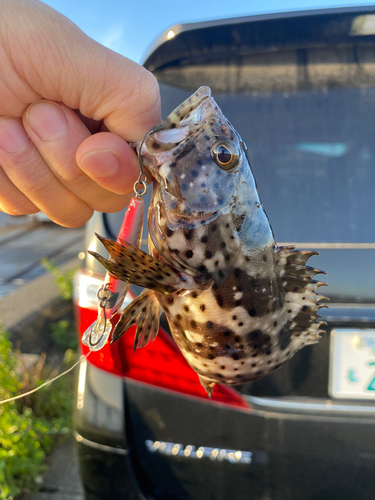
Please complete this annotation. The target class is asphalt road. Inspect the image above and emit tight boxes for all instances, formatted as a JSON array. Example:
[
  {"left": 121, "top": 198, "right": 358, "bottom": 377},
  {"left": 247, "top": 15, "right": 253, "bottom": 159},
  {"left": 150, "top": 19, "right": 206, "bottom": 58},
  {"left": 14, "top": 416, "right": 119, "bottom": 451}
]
[
  {"left": 0, "top": 213, "right": 83, "bottom": 299},
  {"left": 18, "top": 437, "right": 84, "bottom": 500}
]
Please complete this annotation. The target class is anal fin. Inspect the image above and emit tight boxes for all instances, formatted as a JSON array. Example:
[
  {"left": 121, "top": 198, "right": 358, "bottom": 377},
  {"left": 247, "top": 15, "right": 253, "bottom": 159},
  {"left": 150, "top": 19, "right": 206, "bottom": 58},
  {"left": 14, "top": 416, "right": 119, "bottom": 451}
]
[
  {"left": 198, "top": 375, "right": 216, "bottom": 398},
  {"left": 111, "top": 290, "right": 160, "bottom": 350}
]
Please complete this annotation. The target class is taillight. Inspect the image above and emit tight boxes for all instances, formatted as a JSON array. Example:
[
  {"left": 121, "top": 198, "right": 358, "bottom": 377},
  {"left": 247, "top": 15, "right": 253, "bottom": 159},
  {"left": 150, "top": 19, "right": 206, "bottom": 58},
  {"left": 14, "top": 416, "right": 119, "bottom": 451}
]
[{"left": 74, "top": 268, "right": 250, "bottom": 410}]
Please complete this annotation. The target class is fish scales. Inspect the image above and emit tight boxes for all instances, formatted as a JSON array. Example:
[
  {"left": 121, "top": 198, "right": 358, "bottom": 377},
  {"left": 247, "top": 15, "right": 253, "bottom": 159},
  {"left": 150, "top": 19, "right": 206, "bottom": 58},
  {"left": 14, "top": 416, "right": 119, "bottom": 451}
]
[{"left": 90, "top": 86, "right": 327, "bottom": 396}]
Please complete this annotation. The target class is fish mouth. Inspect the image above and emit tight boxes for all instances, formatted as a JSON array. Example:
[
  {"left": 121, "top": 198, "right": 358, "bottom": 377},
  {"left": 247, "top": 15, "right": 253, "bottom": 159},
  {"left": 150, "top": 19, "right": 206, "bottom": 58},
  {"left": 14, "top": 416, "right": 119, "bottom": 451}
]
[
  {"left": 162, "top": 203, "right": 219, "bottom": 226},
  {"left": 134, "top": 87, "right": 216, "bottom": 169}
]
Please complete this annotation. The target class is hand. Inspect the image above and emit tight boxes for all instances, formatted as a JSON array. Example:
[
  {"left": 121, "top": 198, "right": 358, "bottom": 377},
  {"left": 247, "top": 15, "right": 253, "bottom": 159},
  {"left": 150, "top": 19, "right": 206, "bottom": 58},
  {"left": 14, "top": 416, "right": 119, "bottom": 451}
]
[{"left": 0, "top": 0, "right": 160, "bottom": 227}]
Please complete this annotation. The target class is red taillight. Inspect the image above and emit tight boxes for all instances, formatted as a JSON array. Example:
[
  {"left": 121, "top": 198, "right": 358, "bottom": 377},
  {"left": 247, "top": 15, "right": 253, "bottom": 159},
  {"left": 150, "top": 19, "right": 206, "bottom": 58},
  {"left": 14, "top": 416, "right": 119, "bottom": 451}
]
[{"left": 74, "top": 269, "right": 250, "bottom": 410}]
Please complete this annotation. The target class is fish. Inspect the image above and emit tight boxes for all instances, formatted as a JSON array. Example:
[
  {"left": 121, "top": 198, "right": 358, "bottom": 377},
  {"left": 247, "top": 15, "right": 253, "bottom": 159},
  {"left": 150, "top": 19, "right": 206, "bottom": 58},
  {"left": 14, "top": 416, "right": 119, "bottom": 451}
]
[{"left": 89, "top": 86, "right": 327, "bottom": 396}]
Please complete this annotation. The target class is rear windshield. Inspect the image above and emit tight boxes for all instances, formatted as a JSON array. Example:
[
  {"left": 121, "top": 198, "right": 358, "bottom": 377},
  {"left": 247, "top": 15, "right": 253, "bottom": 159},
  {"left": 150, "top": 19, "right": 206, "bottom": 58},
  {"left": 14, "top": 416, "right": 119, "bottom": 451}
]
[{"left": 156, "top": 43, "right": 375, "bottom": 244}]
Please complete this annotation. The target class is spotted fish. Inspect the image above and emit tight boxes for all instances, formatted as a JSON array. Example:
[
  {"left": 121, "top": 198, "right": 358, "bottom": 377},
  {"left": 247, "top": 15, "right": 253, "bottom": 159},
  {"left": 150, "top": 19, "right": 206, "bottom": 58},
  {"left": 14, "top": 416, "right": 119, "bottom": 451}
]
[{"left": 89, "top": 86, "right": 327, "bottom": 396}]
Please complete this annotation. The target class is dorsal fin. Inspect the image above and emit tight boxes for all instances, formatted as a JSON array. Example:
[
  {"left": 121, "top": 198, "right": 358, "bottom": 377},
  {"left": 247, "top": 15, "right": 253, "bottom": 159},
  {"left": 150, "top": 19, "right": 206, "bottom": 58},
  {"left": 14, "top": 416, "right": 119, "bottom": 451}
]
[{"left": 276, "top": 246, "right": 328, "bottom": 345}]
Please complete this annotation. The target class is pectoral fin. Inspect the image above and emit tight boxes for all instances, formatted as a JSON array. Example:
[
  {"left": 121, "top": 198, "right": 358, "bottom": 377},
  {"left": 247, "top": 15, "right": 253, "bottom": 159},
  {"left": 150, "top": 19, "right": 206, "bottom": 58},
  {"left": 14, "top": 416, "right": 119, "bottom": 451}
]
[
  {"left": 88, "top": 234, "right": 182, "bottom": 294},
  {"left": 111, "top": 290, "right": 160, "bottom": 350}
]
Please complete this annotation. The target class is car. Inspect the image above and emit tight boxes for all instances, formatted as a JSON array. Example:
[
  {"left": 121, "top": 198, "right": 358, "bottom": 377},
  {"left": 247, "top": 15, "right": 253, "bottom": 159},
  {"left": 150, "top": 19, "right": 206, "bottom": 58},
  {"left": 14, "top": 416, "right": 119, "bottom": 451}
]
[{"left": 73, "top": 6, "right": 375, "bottom": 499}]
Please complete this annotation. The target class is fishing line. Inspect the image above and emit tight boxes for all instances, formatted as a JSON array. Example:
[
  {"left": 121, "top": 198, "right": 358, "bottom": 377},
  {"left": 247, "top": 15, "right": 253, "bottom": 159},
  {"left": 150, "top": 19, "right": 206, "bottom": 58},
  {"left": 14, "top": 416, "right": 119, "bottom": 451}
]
[{"left": 0, "top": 351, "right": 91, "bottom": 405}]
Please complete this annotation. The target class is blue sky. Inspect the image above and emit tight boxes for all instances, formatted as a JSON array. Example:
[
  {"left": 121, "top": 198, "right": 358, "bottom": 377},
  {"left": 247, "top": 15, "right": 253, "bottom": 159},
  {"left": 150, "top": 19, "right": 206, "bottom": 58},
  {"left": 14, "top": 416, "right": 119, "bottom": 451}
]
[{"left": 44, "top": 0, "right": 375, "bottom": 63}]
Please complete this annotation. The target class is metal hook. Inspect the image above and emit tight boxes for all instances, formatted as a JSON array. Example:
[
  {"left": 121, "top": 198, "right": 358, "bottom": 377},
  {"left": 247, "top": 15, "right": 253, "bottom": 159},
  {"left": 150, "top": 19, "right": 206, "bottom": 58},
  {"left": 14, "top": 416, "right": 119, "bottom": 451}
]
[
  {"left": 134, "top": 125, "right": 165, "bottom": 198},
  {"left": 134, "top": 130, "right": 155, "bottom": 198},
  {"left": 89, "top": 306, "right": 107, "bottom": 347}
]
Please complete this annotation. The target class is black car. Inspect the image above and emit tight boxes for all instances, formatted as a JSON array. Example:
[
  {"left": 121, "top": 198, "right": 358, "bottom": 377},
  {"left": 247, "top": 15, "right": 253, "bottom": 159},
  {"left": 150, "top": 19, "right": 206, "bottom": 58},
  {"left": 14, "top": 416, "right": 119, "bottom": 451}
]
[{"left": 73, "top": 6, "right": 375, "bottom": 500}]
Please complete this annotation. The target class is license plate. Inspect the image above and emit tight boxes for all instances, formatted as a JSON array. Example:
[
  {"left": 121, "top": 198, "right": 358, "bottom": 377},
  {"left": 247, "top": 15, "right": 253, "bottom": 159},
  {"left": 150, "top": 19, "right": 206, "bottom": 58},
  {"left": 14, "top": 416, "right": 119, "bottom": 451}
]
[{"left": 329, "top": 329, "right": 375, "bottom": 400}]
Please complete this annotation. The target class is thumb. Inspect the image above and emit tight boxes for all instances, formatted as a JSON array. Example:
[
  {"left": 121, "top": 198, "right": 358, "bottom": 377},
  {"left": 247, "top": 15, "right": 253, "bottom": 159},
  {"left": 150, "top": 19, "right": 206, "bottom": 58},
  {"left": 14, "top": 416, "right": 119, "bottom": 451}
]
[{"left": 2, "top": 0, "right": 161, "bottom": 142}]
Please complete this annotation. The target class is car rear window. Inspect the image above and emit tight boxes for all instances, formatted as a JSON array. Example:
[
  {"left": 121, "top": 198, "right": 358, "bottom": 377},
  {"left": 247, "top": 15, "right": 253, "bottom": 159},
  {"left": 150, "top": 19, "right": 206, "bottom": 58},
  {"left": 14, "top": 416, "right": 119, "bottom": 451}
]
[{"left": 156, "top": 43, "right": 375, "bottom": 244}]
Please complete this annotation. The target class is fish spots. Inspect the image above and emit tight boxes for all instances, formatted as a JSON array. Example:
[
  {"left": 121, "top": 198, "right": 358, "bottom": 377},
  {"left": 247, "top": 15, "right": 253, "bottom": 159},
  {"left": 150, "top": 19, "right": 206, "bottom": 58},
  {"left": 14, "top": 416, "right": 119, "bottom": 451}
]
[
  {"left": 200, "top": 304, "right": 206, "bottom": 312},
  {"left": 205, "top": 250, "right": 213, "bottom": 259},
  {"left": 184, "top": 229, "right": 193, "bottom": 240},
  {"left": 278, "top": 321, "right": 292, "bottom": 350},
  {"left": 191, "top": 320, "right": 197, "bottom": 329},
  {"left": 206, "top": 321, "right": 213, "bottom": 329},
  {"left": 247, "top": 329, "right": 262, "bottom": 341},
  {"left": 185, "top": 250, "right": 193, "bottom": 259},
  {"left": 198, "top": 265, "right": 208, "bottom": 274},
  {"left": 216, "top": 294, "right": 224, "bottom": 308}
]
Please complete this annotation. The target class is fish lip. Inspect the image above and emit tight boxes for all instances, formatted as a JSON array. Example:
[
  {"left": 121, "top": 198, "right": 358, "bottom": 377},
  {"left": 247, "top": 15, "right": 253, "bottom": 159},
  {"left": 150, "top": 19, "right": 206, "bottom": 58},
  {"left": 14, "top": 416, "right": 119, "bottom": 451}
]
[{"left": 167, "top": 209, "right": 219, "bottom": 224}]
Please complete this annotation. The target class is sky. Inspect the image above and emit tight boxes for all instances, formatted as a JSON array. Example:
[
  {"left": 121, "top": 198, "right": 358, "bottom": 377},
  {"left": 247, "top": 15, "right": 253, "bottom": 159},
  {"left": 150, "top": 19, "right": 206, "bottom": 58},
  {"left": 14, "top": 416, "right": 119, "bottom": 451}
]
[{"left": 43, "top": 0, "right": 375, "bottom": 64}]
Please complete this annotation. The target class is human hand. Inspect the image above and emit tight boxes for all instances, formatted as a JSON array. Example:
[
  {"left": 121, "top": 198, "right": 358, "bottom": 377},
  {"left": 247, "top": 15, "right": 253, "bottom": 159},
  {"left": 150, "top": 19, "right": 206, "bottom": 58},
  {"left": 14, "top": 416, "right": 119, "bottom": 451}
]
[{"left": 0, "top": 0, "right": 160, "bottom": 227}]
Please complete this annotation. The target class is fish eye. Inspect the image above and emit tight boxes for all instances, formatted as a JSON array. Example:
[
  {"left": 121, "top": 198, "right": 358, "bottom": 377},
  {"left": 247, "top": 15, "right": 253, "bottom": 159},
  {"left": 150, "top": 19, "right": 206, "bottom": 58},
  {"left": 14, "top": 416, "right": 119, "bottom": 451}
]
[{"left": 211, "top": 141, "right": 240, "bottom": 171}]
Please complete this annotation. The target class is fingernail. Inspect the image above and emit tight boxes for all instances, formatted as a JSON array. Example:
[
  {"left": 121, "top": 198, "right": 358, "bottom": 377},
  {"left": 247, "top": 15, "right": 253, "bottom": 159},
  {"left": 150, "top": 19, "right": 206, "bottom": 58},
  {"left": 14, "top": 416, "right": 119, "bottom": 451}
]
[
  {"left": 0, "top": 118, "right": 29, "bottom": 154},
  {"left": 78, "top": 149, "right": 120, "bottom": 178},
  {"left": 26, "top": 101, "right": 68, "bottom": 141}
]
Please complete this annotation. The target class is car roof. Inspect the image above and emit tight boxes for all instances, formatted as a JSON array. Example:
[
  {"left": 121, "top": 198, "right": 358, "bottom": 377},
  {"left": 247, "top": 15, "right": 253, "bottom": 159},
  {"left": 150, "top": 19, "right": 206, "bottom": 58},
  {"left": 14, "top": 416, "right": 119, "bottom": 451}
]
[{"left": 143, "top": 5, "right": 375, "bottom": 71}]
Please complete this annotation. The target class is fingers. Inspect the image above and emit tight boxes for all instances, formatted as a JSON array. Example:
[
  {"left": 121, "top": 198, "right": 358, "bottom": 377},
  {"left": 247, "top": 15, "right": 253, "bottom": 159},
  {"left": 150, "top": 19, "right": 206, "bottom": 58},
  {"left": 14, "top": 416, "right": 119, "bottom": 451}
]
[
  {"left": 0, "top": 164, "right": 39, "bottom": 216},
  {"left": 0, "top": 116, "right": 93, "bottom": 227},
  {"left": 0, "top": 1, "right": 162, "bottom": 227},
  {"left": 76, "top": 133, "right": 140, "bottom": 195},
  {"left": 0, "top": 99, "right": 141, "bottom": 226},
  {"left": 2, "top": 0, "right": 161, "bottom": 141},
  {"left": 23, "top": 100, "right": 138, "bottom": 211}
]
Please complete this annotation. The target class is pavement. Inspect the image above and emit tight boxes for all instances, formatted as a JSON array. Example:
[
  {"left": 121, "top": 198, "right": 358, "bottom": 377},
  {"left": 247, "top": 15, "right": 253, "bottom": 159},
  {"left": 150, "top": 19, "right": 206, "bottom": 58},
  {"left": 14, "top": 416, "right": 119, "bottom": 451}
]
[
  {"left": 18, "top": 437, "right": 84, "bottom": 500},
  {"left": 0, "top": 214, "right": 86, "bottom": 499}
]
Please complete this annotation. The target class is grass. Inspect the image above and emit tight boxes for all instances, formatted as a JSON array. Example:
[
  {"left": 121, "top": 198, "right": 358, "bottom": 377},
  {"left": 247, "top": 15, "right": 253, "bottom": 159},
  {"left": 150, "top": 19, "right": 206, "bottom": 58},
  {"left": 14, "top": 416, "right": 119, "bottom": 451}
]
[
  {"left": 0, "top": 259, "right": 79, "bottom": 499},
  {"left": 0, "top": 326, "right": 76, "bottom": 499}
]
